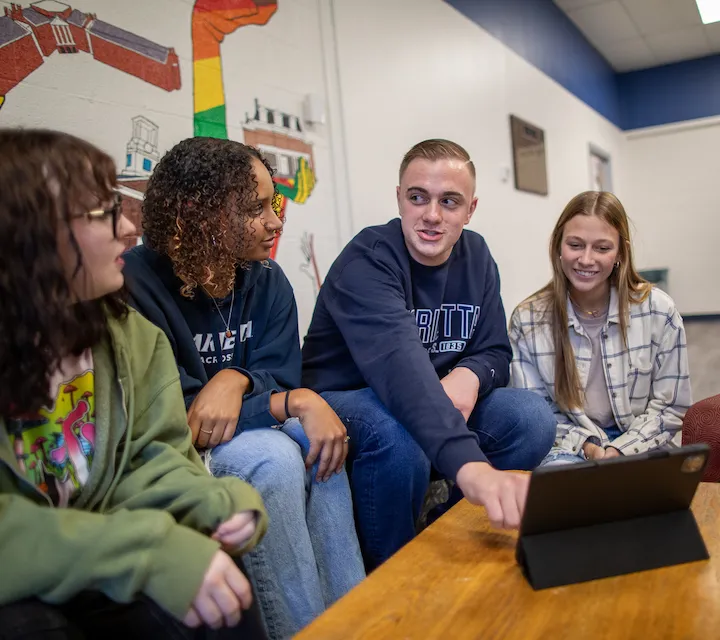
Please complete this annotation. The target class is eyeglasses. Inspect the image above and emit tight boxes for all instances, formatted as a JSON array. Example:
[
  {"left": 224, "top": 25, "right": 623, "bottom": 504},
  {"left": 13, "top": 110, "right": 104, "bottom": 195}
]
[{"left": 77, "top": 194, "right": 123, "bottom": 238}]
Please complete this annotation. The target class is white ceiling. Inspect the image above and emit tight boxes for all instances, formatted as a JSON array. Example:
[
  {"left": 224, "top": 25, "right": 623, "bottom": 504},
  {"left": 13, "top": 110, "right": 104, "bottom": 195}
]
[{"left": 553, "top": 0, "right": 720, "bottom": 72}]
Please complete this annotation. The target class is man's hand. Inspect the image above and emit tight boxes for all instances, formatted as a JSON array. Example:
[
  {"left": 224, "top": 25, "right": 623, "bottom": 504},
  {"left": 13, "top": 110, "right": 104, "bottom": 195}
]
[
  {"left": 272, "top": 389, "right": 348, "bottom": 482},
  {"left": 212, "top": 511, "right": 257, "bottom": 553},
  {"left": 188, "top": 370, "right": 251, "bottom": 449},
  {"left": 183, "top": 550, "right": 252, "bottom": 629},
  {"left": 455, "top": 462, "right": 529, "bottom": 529},
  {"left": 582, "top": 442, "right": 606, "bottom": 461},
  {"left": 440, "top": 367, "right": 480, "bottom": 422}
]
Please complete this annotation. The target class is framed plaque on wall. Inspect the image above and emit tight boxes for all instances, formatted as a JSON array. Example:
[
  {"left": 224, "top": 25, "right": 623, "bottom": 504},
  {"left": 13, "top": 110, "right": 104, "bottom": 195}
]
[{"left": 510, "top": 115, "right": 548, "bottom": 196}]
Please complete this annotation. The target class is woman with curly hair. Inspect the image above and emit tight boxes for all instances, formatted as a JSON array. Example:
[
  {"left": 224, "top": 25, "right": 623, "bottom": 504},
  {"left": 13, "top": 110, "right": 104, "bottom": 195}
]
[
  {"left": 0, "top": 129, "right": 270, "bottom": 639},
  {"left": 122, "top": 137, "right": 364, "bottom": 640}
]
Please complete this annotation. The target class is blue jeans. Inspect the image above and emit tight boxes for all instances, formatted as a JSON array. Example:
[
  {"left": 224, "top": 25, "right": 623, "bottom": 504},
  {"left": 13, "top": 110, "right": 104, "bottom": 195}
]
[
  {"left": 542, "top": 425, "right": 624, "bottom": 466},
  {"left": 322, "top": 387, "right": 555, "bottom": 570},
  {"left": 206, "top": 419, "right": 365, "bottom": 640}
]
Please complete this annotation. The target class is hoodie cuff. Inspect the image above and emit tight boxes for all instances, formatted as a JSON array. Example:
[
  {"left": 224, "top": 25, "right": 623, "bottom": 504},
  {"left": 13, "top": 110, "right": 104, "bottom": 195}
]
[
  {"left": 236, "top": 391, "right": 280, "bottom": 433},
  {"left": 435, "top": 438, "right": 489, "bottom": 481},
  {"left": 144, "top": 524, "right": 220, "bottom": 621},
  {"left": 213, "top": 476, "right": 269, "bottom": 555},
  {"left": 228, "top": 367, "right": 256, "bottom": 395},
  {"left": 453, "top": 360, "right": 494, "bottom": 399}
]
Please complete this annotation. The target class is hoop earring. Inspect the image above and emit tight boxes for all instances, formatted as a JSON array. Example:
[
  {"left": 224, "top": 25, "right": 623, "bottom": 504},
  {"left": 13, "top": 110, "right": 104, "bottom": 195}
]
[{"left": 614, "top": 261, "right": 620, "bottom": 269}]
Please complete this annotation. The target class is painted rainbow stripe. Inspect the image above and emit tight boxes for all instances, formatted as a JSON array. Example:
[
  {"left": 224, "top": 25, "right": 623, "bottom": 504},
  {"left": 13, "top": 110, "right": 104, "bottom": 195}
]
[
  {"left": 192, "top": 0, "right": 278, "bottom": 139},
  {"left": 191, "top": 1, "right": 318, "bottom": 260}
]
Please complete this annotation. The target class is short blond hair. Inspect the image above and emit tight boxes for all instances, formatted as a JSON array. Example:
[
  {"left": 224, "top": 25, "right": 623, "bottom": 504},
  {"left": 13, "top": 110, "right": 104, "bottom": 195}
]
[{"left": 399, "top": 139, "right": 476, "bottom": 183}]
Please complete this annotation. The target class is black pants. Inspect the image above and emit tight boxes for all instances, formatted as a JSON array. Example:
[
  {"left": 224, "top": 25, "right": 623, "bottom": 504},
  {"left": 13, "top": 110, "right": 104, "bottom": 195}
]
[{"left": 0, "top": 582, "right": 267, "bottom": 640}]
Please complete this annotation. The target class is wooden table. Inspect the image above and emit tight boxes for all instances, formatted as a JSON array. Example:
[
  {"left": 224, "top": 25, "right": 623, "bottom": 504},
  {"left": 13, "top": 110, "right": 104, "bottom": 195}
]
[{"left": 296, "top": 483, "right": 720, "bottom": 639}]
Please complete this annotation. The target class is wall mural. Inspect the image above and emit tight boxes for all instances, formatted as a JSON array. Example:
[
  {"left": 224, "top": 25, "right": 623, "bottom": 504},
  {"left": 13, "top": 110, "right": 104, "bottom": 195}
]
[
  {"left": 116, "top": 115, "right": 158, "bottom": 249},
  {"left": 300, "top": 232, "right": 322, "bottom": 298},
  {"left": 0, "top": 0, "right": 180, "bottom": 111},
  {"left": 191, "top": 0, "right": 317, "bottom": 262},
  {"left": 191, "top": 0, "right": 276, "bottom": 139},
  {"left": 0, "top": 0, "right": 323, "bottom": 289}
]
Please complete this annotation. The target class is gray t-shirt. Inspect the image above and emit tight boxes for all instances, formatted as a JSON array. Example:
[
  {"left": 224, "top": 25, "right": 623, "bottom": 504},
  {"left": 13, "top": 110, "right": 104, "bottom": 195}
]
[{"left": 575, "top": 308, "right": 616, "bottom": 429}]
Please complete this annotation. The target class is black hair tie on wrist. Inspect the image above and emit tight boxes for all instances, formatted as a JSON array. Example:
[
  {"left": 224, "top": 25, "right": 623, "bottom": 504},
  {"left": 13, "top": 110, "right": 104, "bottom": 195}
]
[{"left": 284, "top": 390, "right": 292, "bottom": 421}]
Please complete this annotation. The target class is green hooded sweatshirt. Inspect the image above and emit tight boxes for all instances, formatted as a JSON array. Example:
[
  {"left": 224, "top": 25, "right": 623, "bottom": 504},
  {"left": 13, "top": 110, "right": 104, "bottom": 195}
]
[{"left": 0, "top": 308, "right": 268, "bottom": 620}]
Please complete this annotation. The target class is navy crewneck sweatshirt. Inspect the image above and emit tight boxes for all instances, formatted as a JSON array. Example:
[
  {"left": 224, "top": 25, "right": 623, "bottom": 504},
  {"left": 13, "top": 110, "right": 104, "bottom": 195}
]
[
  {"left": 301, "top": 219, "right": 512, "bottom": 480},
  {"left": 123, "top": 243, "right": 300, "bottom": 431}
]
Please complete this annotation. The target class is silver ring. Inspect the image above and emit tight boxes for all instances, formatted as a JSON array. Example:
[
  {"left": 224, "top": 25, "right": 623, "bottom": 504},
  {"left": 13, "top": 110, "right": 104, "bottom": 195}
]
[
  {"left": 344, "top": 435, "right": 350, "bottom": 443},
  {"left": 200, "top": 428, "right": 213, "bottom": 434}
]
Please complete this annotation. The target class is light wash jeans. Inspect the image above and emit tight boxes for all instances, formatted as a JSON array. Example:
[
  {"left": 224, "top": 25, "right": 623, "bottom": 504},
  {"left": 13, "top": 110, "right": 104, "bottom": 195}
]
[
  {"left": 206, "top": 418, "right": 365, "bottom": 640},
  {"left": 541, "top": 425, "right": 624, "bottom": 466}
]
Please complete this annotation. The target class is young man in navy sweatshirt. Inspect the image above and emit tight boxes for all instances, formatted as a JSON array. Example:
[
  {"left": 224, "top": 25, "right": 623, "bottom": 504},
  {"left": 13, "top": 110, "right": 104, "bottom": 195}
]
[{"left": 302, "top": 139, "right": 555, "bottom": 569}]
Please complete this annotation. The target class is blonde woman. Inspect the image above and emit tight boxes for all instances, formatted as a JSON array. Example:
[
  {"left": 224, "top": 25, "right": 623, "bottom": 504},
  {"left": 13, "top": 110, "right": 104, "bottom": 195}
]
[{"left": 510, "top": 191, "right": 691, "bottom": 465}]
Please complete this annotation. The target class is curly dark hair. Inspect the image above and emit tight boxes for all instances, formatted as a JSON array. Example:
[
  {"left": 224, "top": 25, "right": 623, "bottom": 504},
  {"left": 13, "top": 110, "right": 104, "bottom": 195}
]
[
  {"left": 0, "top": 129, "right": 127, "bottom": 418},
  {"left": 142, "top": 137, "right": 279, "bottom": 298}
]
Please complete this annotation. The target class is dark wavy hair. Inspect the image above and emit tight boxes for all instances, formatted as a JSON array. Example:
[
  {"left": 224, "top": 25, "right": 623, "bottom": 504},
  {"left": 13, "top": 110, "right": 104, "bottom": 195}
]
[
  {"left": 0, "top": 129, "right": 127, "bottom": 418},
  {"left": 142, "top": 137, "right": 278, "bottom": 298}
]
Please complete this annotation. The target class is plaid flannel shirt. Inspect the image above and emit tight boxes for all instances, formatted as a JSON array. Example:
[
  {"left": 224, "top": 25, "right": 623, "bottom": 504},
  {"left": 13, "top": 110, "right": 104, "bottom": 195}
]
[{"left": 509, "top": 287, "right": 691, "bottom": 457}]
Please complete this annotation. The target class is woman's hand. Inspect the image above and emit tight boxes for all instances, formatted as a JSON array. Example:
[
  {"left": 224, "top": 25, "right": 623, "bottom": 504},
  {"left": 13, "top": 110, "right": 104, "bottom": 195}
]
[
  {"left": 188, "top": 370, "right": 251, "bottom": 449},
  {"left": 272, "top": 389, "right": 349, "bottom": 482},
  {"left": 183, "top": 551, "right": 252, "bottom": 629},
  {"left": 583, "top": 442, "right": 606, "bottom": 461},
  {"left": 212, "top": 511, "right": 258, "bottom": 553},
  {"left": 603, "top": 447, "right": 621, "bottom": 459}
]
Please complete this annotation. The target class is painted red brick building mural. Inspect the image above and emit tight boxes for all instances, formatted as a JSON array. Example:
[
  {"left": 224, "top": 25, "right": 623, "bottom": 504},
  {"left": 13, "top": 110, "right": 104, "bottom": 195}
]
[{"left": 0, "top": 0, "right": 180, "bottom": 108}]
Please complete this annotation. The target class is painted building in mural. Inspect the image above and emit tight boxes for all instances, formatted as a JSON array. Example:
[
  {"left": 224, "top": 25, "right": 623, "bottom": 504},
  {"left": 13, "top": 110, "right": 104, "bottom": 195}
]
[
  {"left": 122, "top": 115, "right": 160, "bottom": 178},
  {"left": 0, "top": 0, "right": 180, "bottom": 108},
  {"left": 243, "top": 98, "right": 315, "bottom": 182},
  {"left": 116, "top": 177, "right": 145, "bottom": 249},
  {"left": 115, "top": 115, "right": 159, "bottom": 248}
]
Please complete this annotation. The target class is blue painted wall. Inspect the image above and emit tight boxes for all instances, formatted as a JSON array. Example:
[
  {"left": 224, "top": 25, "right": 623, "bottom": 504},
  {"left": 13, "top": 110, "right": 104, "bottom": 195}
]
[
  {"left": 445, "top": 0, "right": 720, "bottom": 131},
  {"left": 618, "top": 55, "right": 720, "bottom": 129}
]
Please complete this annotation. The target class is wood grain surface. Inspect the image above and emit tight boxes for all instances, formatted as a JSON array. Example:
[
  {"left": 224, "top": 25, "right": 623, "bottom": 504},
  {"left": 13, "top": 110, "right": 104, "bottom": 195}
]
[{"left": 295, "top": 483, "right": 720, "bottom": 640}]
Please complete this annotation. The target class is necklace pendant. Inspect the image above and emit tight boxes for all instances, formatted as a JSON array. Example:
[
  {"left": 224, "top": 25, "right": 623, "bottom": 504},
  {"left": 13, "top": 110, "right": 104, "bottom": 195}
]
[{"left": 225, "top": 329, "right": 232, "bottom": 338}]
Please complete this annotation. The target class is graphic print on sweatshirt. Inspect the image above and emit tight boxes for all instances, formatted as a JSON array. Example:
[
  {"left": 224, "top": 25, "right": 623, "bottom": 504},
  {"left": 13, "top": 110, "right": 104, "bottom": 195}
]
[
  {"left": 194, "top": 321, "right": 253, "bottom": 374},
  {"left": 413, "top": 304, "right": 481, "bottom": 354}
]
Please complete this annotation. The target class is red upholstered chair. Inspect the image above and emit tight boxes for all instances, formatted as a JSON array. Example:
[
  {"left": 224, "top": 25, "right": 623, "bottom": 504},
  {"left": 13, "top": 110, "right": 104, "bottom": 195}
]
[{"left": 682, "top": 394, "right": 720, "bottom": 482}]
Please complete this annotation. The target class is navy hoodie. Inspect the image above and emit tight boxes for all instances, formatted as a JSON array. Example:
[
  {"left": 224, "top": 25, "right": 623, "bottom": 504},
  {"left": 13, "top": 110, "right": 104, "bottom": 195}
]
[
  {"left": 301, "top": 218, "right": 512, "bottom": 480},
  {"left": 123, "top": 243, "right": 300, "bottom": 431}
]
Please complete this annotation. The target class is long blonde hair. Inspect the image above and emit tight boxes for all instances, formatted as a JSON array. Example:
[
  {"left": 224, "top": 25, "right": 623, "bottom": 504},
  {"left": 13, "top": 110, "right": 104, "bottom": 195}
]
[{"left": 526, "top": 191, "right": 652, "bottom": 411}]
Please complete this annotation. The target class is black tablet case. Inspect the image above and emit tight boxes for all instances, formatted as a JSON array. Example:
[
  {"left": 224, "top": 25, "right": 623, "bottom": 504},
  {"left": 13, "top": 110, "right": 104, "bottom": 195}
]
[{"left": 516, "top": 444, "right": 710, "bottom": 589}]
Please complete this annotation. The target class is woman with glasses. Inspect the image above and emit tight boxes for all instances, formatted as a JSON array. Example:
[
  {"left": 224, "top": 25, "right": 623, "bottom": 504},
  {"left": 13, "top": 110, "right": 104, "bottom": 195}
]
[
  {"left": 0, "top": 129, "right": 270, "bottom": 638},
  {"left": 122, "top": 137, "right": 364, "bottom": 640}
]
